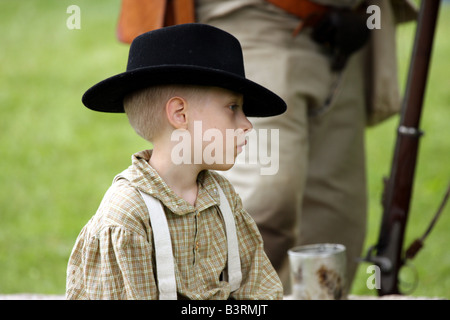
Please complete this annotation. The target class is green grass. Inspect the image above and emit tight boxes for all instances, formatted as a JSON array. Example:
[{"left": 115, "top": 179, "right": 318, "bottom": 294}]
[
  {"left": 0, "top": 0, "right": 449, "bottom": 297},
  {"left": 0, "top": 0, "right": 148, "bottom": 293}
]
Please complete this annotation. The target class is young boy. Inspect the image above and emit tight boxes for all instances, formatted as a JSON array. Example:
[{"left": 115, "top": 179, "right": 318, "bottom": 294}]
[{"left": 66, "top": 23, "right": 286, "bottom": 300}]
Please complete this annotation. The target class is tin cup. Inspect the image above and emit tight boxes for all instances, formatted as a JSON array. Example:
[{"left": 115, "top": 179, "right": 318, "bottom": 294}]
[{"left": 288, "top": 244, "right": 347, "bottom": 300}]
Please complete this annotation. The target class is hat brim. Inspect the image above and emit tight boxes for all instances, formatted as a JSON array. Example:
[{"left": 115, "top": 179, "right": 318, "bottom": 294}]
[{"left": 82, "top": 65, "right": 286, "bottom": 117}]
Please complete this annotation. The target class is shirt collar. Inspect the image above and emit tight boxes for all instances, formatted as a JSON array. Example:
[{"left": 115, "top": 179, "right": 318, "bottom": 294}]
[{"left": 124, "top": 150, "right": 221, "bottom": 215}]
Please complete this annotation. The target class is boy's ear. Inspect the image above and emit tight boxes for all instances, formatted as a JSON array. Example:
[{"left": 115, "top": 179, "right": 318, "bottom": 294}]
[{"left": 166, "top": 97, "right": 188, "bottom": 129}]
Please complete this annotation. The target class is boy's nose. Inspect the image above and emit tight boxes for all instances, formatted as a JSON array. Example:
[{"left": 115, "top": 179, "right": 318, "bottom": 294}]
[{"left": 240, "top": 113, "right": 253, "bottom": 133}]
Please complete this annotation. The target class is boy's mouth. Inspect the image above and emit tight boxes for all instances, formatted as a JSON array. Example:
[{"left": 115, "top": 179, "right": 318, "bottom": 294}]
[{"left": 236, "top": 138, "right": 247, "bottom": 154}]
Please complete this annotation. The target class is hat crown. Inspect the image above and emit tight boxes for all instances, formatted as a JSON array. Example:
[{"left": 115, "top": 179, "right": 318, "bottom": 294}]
[
  {"left": 127, "top": 24, "right": 245, "bottom": 77},
  {"left": 82, "top": 23, "right": 286, "bottom": 117}
]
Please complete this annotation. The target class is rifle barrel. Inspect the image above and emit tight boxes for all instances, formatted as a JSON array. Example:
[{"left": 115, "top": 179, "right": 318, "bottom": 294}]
[{"left": 374, "top": 0, "right": 441, "bottom": 295}]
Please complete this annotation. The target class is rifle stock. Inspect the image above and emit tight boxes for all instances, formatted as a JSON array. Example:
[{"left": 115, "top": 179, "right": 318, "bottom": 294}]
[{"left": 364, "top": 0, "right": 441, "bottom": 295}]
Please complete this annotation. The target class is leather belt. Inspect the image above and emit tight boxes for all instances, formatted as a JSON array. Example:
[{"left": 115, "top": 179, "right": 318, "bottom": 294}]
[
  {"left": 266, "top": 0, "right": 329, "bottom": 20},
  {"left": 265, "top": 0, "right": 331, "bottom": 34}
]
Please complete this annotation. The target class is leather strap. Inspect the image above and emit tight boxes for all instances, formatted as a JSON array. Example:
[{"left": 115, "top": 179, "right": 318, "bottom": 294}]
[{"left": 265, "top": 0, "right": 329, "bottom": 20}]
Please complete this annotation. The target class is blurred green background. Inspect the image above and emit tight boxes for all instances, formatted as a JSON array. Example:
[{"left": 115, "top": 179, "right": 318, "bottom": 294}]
[{"left": 0, "top": 0, "right": 449, "bottom": 298}]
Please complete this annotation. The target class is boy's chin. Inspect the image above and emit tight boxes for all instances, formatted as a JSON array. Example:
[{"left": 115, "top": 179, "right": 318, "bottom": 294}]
[{"left": 207, "top": 162, "right": 235, "bottom": 172}]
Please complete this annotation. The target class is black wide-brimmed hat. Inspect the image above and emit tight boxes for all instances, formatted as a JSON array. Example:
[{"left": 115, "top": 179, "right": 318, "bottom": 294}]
[{"left": 82, "top": 23, "right": 286, "bottom": 117}]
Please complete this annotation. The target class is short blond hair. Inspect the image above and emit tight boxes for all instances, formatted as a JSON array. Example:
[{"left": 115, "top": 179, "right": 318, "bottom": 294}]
[{"left": 124, "top": 84, "right": 203, "bottom": 142}]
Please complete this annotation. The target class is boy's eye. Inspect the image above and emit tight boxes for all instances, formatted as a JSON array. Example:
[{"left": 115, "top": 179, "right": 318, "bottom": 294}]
[{"left": 229, "top": 104, "right": 240, "bottom": 111}]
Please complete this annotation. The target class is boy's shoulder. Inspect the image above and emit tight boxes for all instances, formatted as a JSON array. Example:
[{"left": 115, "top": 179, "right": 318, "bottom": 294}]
[{"left": 87, "top": 177, "right": 150, "bottom": 238}]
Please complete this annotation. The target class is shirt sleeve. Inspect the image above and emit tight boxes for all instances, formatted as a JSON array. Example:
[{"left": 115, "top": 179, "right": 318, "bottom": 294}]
[
  {"left": 66, "top": 180, "right": 159, "bottom": 300},
  {"left": 67, "top": 225, "right": 157, "bottom": 300}
]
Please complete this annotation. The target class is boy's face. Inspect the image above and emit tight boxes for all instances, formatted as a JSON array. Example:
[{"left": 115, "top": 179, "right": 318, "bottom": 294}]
[{"left": 186, "top": 87, "right": 253, "bottom": 171}]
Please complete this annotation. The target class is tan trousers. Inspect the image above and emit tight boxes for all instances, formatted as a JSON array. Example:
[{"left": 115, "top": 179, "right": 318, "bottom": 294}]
[{"left": 197, "top": 0, "right": 367, "bottom": 294}]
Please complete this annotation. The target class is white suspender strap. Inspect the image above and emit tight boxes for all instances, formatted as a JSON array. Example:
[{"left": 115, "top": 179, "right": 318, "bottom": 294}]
[
  {"left": 212, "top": 177, "right": 242, "bottom": 292},
  {"left": 138, "top": 190, "right": 177, "bottom": 300},
  {"left": 137, "top": 178, "right": 242, "bottom": 299}
]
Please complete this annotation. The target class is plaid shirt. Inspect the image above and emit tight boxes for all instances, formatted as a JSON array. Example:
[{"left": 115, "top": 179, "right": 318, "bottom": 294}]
[{"left": 66, "top": 150, "right": 282, "bottom": 300}]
